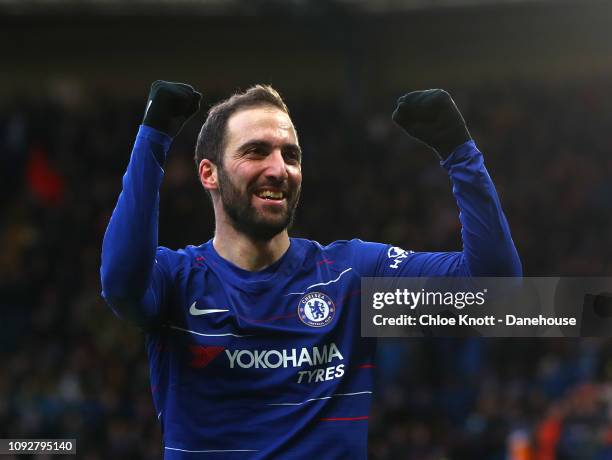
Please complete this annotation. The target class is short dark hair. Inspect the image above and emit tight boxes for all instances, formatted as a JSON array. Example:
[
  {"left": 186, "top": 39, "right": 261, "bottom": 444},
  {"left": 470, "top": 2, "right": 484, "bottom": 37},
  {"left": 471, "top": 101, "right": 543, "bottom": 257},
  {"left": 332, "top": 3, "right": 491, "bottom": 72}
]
[{"left": 194, "top": 84, "right": 289, "bottom": 168}]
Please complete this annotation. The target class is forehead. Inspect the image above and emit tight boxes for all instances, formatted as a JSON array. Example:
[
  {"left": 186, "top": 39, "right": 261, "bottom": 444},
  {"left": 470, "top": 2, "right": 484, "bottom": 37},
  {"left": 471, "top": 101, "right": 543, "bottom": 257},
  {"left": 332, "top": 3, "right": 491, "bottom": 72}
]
[{"left": 225, "top": 106, "right": 298, "bottom": 149}]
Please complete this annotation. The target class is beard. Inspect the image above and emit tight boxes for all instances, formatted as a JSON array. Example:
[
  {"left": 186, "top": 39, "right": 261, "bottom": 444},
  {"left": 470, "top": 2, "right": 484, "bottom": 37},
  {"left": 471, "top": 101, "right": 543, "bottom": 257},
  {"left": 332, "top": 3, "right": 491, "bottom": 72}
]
[{"left": 216, "top": 167, "right": 301, "bottom": 241}]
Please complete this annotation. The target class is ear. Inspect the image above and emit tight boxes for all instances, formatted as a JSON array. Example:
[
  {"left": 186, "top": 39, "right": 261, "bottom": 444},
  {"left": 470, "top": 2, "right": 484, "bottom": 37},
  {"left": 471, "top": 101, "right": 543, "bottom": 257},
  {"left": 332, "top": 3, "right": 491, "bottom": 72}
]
[{"left": 199, "top": 159, "right": 218, "bottom": 191}]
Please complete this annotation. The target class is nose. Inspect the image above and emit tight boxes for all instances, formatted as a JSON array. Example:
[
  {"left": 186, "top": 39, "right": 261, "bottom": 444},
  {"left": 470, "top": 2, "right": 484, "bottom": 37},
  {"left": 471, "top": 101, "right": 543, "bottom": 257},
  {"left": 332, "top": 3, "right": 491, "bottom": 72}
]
[{"left": 263, "top": 148, "right": 289, "bottom": 182}]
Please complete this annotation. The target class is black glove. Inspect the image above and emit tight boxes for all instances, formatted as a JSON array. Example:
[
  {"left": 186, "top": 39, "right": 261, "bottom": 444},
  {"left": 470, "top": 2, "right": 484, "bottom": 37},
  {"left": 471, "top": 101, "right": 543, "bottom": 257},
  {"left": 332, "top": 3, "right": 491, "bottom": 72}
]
[
  {"left": 143, "top": 80, "right": 202, "bottom": 138},
  {"left": 392, "top": 89, "right": 471, "bottom": 160}
]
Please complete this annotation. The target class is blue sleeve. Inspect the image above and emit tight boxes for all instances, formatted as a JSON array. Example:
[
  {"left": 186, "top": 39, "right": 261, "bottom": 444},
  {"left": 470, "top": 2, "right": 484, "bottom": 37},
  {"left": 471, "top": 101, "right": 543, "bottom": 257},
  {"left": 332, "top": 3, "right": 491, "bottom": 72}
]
[
  {"left": 350, "top": 141, "right": 522, "bottom": 277},
  {"left": 100, "top": 125, "right": 174, "bottom": 327}
]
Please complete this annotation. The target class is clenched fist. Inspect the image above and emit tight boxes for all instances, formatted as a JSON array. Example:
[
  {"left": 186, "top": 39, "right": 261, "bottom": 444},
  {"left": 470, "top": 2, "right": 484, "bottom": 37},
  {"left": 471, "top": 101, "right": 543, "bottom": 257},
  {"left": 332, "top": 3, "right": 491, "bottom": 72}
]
[
  {"left": 392, "top": 89, "right": 471, "bottom": 159},
  {"left": 143, "top": 80, "right": 202, "bottom": 138}
]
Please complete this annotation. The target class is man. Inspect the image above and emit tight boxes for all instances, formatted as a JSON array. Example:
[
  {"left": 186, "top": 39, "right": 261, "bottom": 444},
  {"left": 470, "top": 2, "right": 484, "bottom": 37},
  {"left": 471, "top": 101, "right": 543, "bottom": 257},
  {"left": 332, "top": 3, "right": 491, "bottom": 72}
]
[{"left": 100, "top": 81, "right": 521, "bottom": 459}]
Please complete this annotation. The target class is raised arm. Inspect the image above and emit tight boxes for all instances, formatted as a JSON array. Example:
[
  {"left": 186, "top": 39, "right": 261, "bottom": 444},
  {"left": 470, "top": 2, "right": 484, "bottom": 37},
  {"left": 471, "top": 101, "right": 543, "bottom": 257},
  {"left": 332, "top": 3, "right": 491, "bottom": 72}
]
[
  {"left": 100, "top": 81, "right": 201, "bottom": 326},
  {"left": 389, "top": 89, "right": 521, "bottom": 277}
]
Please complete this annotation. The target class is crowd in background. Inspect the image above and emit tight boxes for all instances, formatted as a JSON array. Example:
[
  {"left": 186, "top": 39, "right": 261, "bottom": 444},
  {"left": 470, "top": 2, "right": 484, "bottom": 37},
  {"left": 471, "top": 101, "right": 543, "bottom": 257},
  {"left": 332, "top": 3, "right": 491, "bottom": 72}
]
[{"left": 2, "top": 80, "right": 612, "bottom": 459}]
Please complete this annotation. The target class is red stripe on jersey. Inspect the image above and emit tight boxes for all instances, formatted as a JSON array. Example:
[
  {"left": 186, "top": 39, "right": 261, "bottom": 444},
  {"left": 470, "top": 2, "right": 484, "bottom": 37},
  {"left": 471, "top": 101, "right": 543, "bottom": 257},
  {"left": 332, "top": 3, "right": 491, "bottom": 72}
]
[
  {"left": 189, "top": 345, "right": 225, "bottom": 368},
  {"left": 317, "top": 259, "right": 334, "bottom": 265}
]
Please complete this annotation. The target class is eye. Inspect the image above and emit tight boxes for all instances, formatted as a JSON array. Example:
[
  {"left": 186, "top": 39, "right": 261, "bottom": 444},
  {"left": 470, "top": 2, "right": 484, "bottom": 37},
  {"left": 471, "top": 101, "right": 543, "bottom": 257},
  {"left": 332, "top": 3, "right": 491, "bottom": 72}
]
[
  {"left": 247, "top": 146, "right": 266, "bottom": 156},
  {"left": 283, "top": 149, "right": 301, "bottom": 164}
]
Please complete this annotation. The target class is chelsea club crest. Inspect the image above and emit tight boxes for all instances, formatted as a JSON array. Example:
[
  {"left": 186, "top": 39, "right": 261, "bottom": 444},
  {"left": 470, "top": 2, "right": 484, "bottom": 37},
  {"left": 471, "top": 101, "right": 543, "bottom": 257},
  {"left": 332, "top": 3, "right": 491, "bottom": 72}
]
[{"left": 298, "top": 292, "right": 335, "bottom": 327}]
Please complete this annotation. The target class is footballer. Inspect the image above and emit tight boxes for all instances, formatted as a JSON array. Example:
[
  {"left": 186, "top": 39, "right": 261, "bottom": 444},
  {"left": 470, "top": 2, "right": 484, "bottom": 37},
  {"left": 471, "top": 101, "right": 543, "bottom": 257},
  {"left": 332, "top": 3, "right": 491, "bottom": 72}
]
[{"left": 100, "top": 81, "right": 521, "bottom": 459}]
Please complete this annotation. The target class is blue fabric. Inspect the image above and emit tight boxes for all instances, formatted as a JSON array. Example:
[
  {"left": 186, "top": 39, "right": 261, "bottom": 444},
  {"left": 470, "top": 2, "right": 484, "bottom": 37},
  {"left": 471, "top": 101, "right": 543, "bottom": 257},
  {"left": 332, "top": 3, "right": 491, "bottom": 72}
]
[{"left": 100, "top": 136, "right": 521, "bottom": 459}]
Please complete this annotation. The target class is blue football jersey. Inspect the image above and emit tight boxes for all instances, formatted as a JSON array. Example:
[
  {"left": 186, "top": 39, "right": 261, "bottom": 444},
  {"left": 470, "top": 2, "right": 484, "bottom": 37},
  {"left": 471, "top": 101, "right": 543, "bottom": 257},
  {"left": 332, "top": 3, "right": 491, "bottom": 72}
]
[{"left": 101, "top": 125, "right": 521, "bottom": 459}]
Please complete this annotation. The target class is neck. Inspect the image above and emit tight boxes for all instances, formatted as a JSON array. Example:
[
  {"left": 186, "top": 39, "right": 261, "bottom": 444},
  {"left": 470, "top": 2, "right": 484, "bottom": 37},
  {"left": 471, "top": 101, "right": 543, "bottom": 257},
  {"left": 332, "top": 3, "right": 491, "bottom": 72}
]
[{"left": 212, "top": 217, "right": 290, "bottom": 272}]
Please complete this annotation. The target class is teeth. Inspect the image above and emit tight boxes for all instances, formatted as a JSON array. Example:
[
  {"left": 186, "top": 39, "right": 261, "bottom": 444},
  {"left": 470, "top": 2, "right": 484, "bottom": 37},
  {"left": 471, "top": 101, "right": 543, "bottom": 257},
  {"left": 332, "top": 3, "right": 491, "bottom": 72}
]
[{"left": 257, "top": 190, "right": 283, "bottom": 200}]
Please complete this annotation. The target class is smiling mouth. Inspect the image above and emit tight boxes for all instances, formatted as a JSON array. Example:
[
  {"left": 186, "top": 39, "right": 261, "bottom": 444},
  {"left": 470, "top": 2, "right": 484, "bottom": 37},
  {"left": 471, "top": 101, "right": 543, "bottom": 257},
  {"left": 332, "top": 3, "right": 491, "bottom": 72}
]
[{"left": 255, "top": 190, "right": 285, "bottom": 201}]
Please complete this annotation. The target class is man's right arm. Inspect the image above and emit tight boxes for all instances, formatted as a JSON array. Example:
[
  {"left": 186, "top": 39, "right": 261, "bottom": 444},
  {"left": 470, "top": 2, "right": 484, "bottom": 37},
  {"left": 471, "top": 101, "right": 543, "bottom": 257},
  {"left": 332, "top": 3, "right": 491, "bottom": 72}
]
[{"left": 100, "top": 81, "right": 201, "bottom": 327}]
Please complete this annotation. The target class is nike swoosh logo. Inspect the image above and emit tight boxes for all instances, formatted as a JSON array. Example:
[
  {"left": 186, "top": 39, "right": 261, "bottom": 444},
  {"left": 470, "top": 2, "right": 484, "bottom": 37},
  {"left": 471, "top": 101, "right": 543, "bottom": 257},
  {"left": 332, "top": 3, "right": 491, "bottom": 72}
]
[{"left": 189, "top": 301, "right": 229, "bottom": 316}]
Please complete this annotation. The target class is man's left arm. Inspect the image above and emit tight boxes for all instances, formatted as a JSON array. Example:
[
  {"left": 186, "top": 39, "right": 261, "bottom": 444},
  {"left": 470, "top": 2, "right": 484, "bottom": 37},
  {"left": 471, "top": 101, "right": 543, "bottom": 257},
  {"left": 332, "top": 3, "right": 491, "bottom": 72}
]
[{"left": 387, "top": 89, "right": 522, "bottom": 277}]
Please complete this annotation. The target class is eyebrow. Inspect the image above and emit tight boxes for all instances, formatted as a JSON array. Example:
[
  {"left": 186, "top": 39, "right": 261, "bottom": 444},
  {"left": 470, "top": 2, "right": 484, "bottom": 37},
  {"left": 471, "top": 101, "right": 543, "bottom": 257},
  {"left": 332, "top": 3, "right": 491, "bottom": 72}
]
[{"left": 237, "top": 140, "right": 302, "bottom": 157}]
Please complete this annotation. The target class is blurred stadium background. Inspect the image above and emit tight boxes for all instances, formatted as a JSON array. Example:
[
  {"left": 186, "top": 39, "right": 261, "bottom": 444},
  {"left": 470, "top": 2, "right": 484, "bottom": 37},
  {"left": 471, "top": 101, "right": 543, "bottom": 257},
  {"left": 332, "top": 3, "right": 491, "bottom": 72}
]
[{"left": 3, "top": 0, "right": 612, "bottom": 458}]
